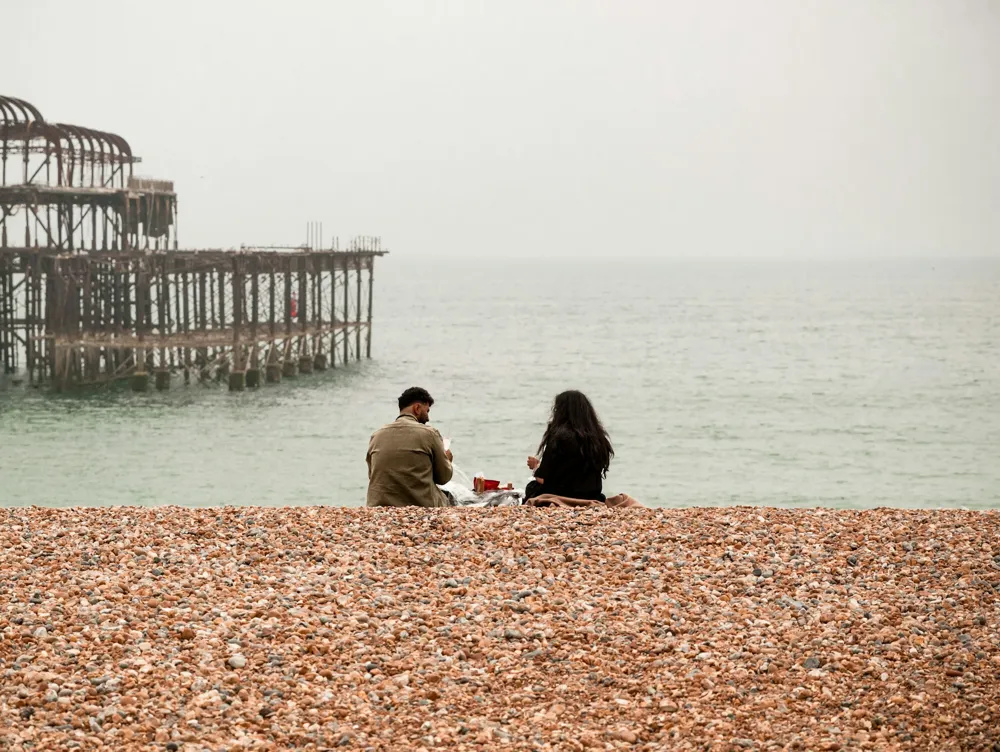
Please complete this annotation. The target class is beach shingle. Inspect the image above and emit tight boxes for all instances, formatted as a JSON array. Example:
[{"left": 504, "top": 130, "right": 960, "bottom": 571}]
[{"left": 1, "top": 505, "right": 998, "bottom": 749}]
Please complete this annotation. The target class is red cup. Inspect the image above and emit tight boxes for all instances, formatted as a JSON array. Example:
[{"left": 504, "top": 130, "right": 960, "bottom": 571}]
[{"left": 483, "top": 479, "right": 500, "bottom": 491}]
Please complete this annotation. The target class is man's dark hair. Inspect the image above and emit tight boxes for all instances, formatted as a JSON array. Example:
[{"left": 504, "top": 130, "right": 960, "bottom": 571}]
[{"left": 398, "top": 387, "right": 434, "bottom": 411}]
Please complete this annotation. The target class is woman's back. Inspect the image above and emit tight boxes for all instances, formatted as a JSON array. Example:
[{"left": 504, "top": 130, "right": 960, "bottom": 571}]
[
  {"left": 526, "top": 391, "right": 613, "bottom": 502},
  {"left": 530, "top": 431, "right": 605, "bottom": 501}
]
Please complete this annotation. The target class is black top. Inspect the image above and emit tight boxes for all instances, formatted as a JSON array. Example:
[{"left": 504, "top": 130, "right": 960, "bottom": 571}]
[{"left": 527, "top": 433, "right": 605, "bottom": 502}]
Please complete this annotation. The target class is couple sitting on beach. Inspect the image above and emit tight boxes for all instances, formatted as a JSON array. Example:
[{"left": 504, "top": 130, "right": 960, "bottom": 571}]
[{"left": 366, "top": 387, "right": 629, "bottom": 509}]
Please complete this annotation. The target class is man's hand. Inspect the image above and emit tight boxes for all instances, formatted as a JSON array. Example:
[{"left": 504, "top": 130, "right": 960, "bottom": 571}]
[
  {"left": 445, "top": 449, "right": 454, "bottom": 462},
  {"left": 527, "top": 455, "right": 539, "bottom": 471}
]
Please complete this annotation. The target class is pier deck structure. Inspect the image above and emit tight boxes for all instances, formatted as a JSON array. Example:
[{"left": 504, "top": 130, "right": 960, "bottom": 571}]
[{"left": 0, "top": 96, "right": 385, "bottom": 390}]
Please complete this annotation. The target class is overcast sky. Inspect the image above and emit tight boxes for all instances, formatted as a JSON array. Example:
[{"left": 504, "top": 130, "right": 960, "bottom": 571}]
[{"left": 7, "top": 0, "right": 999, "bottom": 258}]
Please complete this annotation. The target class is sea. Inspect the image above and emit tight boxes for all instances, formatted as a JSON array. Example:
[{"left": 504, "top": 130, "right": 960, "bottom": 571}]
[{"left": 1, "top": 257, "right": 998, "bottom": 509}]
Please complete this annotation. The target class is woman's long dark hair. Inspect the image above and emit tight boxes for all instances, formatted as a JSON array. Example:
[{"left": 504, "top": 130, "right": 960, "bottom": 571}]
[{"left": 537, "top": 390, "right": 614, "bottom": 477}]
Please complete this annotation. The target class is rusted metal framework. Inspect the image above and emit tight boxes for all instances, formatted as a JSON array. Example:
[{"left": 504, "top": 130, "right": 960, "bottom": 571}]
[
  {"left": 0, "top": 97, "right": 385, "bottom": 390},
  {"left": 0, "top": 95, "right": 176, "bottom": 253}
]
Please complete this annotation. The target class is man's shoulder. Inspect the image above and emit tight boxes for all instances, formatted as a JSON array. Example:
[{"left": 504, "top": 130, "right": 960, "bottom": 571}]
[
  {"left": 408, "top": 422, "right": 442, "bottom": 443},
  {"left": 370, "top": 421, "right": 396, "bottom": 441},
  {"left": 371, "top": 418, "right": 438, "bottom": 438}
]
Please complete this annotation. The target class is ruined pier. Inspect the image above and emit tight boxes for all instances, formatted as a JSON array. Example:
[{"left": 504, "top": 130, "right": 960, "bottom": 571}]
[{"left": 0, "top": 95, "right": 385, "bottom": 390}]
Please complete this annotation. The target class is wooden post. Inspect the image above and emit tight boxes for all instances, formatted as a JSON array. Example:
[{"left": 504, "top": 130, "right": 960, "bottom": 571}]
[
  {"left": 284, "top": 257, "right": 292, "bottom": 339},
  {"left": 157, "top": 255, "right": 167, "bottom": 377},
  {"left": 181, "top": 258, "right": 190, "bottom": 380},
  {"left": 316, "top": 254, "right": 324, "bottom": 359},
  {"left": 135, "top": 257, "right": 147, "bottom": 373},
  {"left": 103, "top": 260, "right": 114, "bottom": 376},
  {"left": 249, "top": 255, "right": 260, "bottom": 378},
  {"left": 81, "top": 258, "right": 93, "bottom": 381},
  {"left": 112, "top": 259, "right": 122, "bottom": 375},
  {"left": 330, "top": 254, "right": 338, "bottom": 368},
  {"left": 208, "top": 269, "right": 216, "bottom": 328},
  {"left": 283, "top": 256, "right": 293, "bottom": 371},
  {"left": 311, "top": 254, "right": 326, "bottom": 370},
  {"left": 36, "top": 254, "right": 44, "bottom": 383},
  {"left": 355, "top": 256, "right": 362, "bottom": 361},
  {"left": 298, "top": 255, "right": 308, "bottom": 356},
  {"left": 218, "top": 265, "right": 227, "bottom": 334},
  {"left": 342, "top": 255, "right": 349, "bottom": 365},
  {"left": 50, "top": 260, "right": 65, "bottom": 390},
  {"left": 42, "top": 262, "right": 52, "bottom": 381},
  {"left": 231, "top": 256, "right": 242, "bottom": 371},
  {"left": 198, "top": 267, "right": 208, "bottom": 372},
  {"left": 0, "top": 256, "right": 8, "bottom": 374},
  {"left": 366, "top": 256, "right": 374, "bottom": 359},
  {"left": 25, "top": 255, "right": 34, "bottom": 384},
  {"left": 131, "top": 258, "right": 149, "bottom": 391},
  {"left": 268, "top": 258, "right": 276, "bottom": 343},
  {"left": 229, "top": 255, "right": 245, "bottom": 391},
  {"left": 298, "top": 256, "right": 314, "bottom": 373},
  {"left": 172, "top": 257, "right": 181, "bottom": 369}
]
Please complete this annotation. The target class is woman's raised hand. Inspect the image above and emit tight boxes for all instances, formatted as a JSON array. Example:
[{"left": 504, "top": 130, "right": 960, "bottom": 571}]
[{"left": 527, "top": 456, "right": 540, "bottom": 471}]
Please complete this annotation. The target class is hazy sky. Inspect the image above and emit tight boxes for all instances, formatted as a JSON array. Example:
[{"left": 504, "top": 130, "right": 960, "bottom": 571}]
[{"left": 7, "top": 1, "right": 999, "bottom": 258}]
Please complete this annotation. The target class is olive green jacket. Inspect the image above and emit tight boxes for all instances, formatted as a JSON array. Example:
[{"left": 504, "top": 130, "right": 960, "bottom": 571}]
[{"left": 366, "top": 414, "right": 453, "bottom": 508}]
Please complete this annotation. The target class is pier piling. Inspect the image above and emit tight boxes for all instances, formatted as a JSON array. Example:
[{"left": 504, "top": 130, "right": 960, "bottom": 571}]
[{"left": 154, "top": 370, "right": 171, "bottom": 391}]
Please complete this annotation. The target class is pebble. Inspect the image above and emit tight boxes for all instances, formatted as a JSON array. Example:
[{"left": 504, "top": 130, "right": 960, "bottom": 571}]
[
  {"left": 0, "top": 505, "right": 997, "bottom": 749},
  {"left": 609, "top": 729, "right": 637, "bottom": 743}
]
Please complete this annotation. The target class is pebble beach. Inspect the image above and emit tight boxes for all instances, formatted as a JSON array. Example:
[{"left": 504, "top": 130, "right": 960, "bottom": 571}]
[{"left": 1, "top": 506, "right": 998, "bottom": 751}]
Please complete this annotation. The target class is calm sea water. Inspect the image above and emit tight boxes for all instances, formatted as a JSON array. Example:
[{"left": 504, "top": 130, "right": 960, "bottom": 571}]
[{"left": 1, "top": 257, "right": 998, "bottom": 509}]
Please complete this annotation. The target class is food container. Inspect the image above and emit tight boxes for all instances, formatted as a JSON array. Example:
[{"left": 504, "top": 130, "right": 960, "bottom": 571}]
[{"left": 474, "top": 476, "right": 500, "bottom": 493}]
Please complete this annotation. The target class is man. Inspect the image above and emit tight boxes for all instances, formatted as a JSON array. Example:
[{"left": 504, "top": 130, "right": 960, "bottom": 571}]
[{"left": 366, "top": 387, "right": 454, "bottom": 508}]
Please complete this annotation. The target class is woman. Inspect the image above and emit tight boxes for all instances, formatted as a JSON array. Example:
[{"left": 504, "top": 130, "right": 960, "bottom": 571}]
[{"left": 525, "top": 390, "right": 614, "bottom": 502}]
